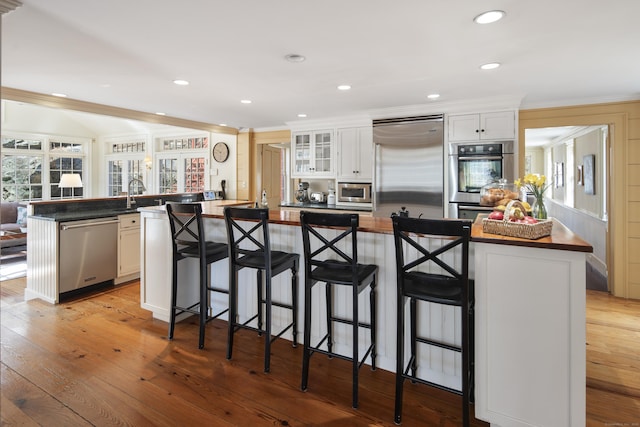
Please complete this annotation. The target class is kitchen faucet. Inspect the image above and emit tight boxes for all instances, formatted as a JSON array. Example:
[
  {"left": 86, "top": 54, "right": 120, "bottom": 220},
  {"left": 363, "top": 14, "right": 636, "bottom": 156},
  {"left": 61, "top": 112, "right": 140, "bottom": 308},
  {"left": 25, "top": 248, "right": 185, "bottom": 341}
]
[{"left": 126, "top": 178, "right": 146, "bottom": 209}]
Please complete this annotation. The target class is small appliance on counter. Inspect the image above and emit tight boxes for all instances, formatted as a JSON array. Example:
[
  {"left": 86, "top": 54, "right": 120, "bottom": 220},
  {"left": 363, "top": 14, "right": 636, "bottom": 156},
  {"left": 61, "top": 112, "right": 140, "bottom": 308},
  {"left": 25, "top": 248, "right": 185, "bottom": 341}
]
[
  {"left": 327, "top": 180, "right": 336, "bottom": 205},
  {"left": 310, "top": 192, "right": 327, "bottom": 203},
  {"left": 327, "top": 190, "right": 336, "bottom": 205},
  {"left": 295, "top": 182, "right": 310, "bottom": 203}
]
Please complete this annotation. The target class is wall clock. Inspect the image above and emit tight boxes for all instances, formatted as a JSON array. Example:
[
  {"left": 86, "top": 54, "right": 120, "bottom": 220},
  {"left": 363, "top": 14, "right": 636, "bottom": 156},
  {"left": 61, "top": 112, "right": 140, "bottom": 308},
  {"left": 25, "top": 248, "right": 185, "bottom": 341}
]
[{"left": 213, "top": 142, "right": 229, "bottom": 163}]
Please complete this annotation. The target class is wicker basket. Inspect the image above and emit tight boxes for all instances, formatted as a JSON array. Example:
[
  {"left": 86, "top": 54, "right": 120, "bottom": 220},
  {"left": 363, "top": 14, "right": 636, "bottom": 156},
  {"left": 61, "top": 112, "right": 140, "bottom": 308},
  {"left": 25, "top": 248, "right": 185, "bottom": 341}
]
[{"left": 482, "top": 200, "right": 553, "bottom": 240}]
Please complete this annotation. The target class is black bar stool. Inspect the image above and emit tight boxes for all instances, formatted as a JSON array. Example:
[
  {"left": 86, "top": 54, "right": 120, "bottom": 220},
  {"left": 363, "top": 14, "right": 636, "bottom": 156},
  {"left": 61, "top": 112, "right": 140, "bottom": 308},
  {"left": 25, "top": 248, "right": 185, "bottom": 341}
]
[
  {"left": 223, "top": 207, "right": 299, "bottom": 373},
  {"left": 166, "top": 203, "right": 229, "bottom": 349},
  {"left": 392, "top": 216, "right": 473, "bottom": 426},
  {"left": 299, "top": 210, "right": 377, "bottom": 409}
]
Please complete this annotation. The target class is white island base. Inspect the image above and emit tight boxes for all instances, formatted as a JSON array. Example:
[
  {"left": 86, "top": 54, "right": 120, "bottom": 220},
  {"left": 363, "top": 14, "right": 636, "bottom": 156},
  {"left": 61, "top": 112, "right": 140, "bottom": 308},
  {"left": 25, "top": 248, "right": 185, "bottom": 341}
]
[{"left": 474, "top": 242, "right": 586, "bottom": 427}]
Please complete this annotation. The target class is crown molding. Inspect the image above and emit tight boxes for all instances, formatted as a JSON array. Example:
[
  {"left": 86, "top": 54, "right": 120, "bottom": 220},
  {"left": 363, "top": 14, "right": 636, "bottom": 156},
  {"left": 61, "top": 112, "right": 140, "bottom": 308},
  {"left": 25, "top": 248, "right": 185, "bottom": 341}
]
[
  {"left": 0, "top": 0, "right": 21, "bottom": 14},
  {"left": 1, "top": 87, "right": 239, "bottom": 135}
]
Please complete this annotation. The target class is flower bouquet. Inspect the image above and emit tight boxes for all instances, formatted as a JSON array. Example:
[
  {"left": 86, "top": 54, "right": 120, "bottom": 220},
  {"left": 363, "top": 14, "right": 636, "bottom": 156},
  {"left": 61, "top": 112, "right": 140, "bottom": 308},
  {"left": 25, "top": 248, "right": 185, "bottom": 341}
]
[{"left": 515, "top": 174, "right": 552, "bottom": 220}]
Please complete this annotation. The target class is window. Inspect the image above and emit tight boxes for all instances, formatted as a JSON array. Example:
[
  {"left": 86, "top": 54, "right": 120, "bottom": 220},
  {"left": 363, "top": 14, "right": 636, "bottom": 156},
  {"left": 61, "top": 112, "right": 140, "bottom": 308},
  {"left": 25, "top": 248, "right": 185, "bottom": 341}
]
[
  {"left": 107, "top": 159, "right": 145, "bottom": 196},
  {"left": 105, "top": 139, "right": 147, "bottom": 196},
  {"left": 157, "top": 157, "right": 178, "bottom": 194},
  {"left": 1, "top": 154, "right": 43, "bottom": 201},
  {"left": 155, "top": 134, "right": 209, "bottom": 194},
  {"left": 50, "top": 155, "right": 84, "bottom": 199},
  {"left": 156, "top": 154, "right": 207, "bottom": 193},
  {"left": 1, "top": 135, "right": 87, "bottom": 202}
]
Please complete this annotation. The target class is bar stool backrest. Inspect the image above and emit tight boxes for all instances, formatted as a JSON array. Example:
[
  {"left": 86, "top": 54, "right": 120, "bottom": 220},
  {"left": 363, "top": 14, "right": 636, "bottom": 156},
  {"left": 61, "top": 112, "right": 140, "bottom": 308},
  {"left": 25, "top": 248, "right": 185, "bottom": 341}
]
[
  {"left": 223, "top": 207, "right": 271, "bottom": 265},
  {"left": 299, "top": 210, "right": 360, "bottom": 280},
  {"left": 392, "top": 216, "right": 471, "bottom": 303},
  {"left": 166, "top": 202, "right": 207, "bottom": 260}
]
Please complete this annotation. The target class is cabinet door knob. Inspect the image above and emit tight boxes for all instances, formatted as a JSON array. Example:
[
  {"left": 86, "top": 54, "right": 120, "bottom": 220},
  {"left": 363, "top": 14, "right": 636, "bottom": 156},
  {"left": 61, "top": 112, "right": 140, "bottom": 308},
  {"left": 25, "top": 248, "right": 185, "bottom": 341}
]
[{"left": 475, "top": 129, "right": 480, "bottom": 133}]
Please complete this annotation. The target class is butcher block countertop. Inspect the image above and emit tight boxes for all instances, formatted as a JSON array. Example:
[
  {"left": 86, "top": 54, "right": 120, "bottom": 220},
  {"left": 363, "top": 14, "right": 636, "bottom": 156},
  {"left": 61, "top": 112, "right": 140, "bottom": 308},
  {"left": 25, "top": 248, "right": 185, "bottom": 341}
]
[
  {"left": 142, "top": 203, "right": 592, "bottom": 254},
  {"left": 471, "top": 214, "right": 592, "bottom": 252}
]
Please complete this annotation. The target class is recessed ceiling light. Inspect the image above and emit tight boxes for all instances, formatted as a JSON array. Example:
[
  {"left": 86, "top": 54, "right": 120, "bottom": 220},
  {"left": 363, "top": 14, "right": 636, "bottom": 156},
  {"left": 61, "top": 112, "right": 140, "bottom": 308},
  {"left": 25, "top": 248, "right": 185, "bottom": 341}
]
[
  {"left": 298, "top": 113, "right": 307, "bottom": 118},
  {"left": 337, "top": 85, "right": 351, "bottom": 91},
  {"left": 473, "top": 10, "right": 505, "bottom": 24},
  {"left": 480, "top": 62, "right": 501, "bottom": 70},
  {"left": 219, "top": 123, "right": 227, "bottom": 127},
  {"left": 173, "top": 79, "right": 189, "bottom": 86},
  {"left": 285, "top": 54, "right": 306, "bottom": 63},
  {"left": 155, "top": 112, "right": 166, "bottom": 116},
  {"left": 427, "top": 93, "right": 440, "bottom": 100},
  {"left": 51, "top": 93, "right": 67, "bottom": 97},
  {"left": 240, "top": 99, "right": 252, "bottom": 104}
]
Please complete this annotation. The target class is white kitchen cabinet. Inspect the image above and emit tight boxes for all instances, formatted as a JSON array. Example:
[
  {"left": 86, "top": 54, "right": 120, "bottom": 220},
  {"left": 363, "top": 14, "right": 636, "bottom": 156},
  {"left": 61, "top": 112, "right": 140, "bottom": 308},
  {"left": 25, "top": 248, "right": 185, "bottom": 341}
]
[
  {"left": 336, "top": 127, "right": 373, "bottom": 181},
  {"left": 116, "top": 213, "right": 141, "bottom": 283},
  {"left": 292, "top": 130, "right": 334, "bottom": 177},
  {"left": 448, "top": 111, "right": 515, "bottom": 142}
]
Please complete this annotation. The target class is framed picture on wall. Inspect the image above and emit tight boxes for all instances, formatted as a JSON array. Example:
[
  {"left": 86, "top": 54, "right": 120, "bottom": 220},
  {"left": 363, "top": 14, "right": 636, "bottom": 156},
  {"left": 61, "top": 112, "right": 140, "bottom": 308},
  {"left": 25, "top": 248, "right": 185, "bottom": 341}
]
[{"left": 584, "top": 154, "right": 595, "bottom": 195}]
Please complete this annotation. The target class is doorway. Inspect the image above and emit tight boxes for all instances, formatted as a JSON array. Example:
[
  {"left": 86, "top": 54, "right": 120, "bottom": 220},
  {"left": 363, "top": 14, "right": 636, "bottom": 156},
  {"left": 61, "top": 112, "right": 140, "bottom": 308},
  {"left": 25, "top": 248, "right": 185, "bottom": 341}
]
[
  {"left": 524, "top": 125, "right": 610, "bottom": 292},
  {"left": 260, "top": 144, "right": 284, "bottom": 208}
]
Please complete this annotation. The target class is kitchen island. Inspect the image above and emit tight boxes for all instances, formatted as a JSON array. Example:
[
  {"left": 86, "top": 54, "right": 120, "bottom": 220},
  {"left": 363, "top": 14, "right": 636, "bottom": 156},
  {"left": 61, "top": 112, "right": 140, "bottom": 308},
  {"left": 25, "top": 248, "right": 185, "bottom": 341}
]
[{"left": 139, "top": 204, "right": 591, "bottom": 427}]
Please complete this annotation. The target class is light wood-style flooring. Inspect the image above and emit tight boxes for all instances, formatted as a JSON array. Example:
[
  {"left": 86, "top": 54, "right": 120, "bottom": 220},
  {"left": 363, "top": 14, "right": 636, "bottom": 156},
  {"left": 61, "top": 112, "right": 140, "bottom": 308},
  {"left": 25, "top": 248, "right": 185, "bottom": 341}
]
[{"left": 1, "top": 278, "right": 638, "bottom": 426}]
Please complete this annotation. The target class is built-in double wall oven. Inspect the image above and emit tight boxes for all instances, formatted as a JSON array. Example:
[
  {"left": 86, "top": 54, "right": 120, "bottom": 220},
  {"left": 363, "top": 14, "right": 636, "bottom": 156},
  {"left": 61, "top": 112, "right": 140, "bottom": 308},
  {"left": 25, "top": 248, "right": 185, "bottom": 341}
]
[{"left": 448, "top": 141, "right": 515, "bottom": 218}]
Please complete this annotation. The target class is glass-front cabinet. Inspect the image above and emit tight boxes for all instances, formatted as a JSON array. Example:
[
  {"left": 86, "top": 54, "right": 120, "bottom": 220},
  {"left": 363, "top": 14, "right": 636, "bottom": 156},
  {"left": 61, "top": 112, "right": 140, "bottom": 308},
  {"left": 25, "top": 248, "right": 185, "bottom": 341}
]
[{"left": 292, "top": 130, "right": 333, "bottom": 177}]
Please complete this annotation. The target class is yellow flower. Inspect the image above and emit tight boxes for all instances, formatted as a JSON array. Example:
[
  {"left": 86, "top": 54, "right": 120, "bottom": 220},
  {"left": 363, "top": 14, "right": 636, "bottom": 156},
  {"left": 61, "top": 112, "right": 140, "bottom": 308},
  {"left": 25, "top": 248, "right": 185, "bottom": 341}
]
[{"left": 515, "top": 173, "right": 551, "bottom": 198}]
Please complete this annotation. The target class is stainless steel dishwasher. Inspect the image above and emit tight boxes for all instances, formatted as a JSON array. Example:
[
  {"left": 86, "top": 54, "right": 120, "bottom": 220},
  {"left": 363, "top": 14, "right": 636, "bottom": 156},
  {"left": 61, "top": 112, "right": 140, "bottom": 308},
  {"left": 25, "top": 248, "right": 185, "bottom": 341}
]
[{"left": 59, "top": 217, "right": 119, "bottom": 293}]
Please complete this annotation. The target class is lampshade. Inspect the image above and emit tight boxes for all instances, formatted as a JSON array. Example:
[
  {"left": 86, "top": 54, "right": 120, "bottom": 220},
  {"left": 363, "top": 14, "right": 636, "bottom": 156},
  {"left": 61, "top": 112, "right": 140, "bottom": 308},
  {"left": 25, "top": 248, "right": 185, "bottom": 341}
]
[{"left": 58, "top": 173, "right": 83, "bottom": 188}]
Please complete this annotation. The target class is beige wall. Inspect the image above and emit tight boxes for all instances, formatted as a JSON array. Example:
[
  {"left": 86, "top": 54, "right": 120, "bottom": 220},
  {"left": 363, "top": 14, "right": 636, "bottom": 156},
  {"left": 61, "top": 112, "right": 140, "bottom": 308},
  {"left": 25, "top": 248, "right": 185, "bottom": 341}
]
[
  {"left": 519, "top": 100, "right": 640, "bottom": 299},
  {"left": 574, "top": 129, "right": 604, "bottom": 217}
]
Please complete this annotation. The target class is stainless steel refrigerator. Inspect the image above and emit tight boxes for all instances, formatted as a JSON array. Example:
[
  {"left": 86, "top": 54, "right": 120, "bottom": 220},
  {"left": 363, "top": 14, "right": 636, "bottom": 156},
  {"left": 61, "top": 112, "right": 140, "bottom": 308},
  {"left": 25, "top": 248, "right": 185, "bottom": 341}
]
[{"left": 372, "top": 115, "right": 444, "bottom": 218}]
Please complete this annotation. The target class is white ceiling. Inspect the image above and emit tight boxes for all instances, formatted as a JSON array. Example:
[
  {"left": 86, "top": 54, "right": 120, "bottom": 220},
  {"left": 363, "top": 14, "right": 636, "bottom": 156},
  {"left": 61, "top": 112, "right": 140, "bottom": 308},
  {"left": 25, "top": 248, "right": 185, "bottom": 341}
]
[{"left": 2, "top": 0, "right": 640, "bottom": 130}]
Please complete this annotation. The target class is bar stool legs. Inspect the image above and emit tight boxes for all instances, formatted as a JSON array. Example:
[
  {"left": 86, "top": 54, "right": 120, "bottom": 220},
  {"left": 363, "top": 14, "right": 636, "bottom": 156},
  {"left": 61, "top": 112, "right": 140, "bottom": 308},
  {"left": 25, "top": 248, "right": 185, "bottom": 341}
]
[
  {"left": 299, "top": 211, "right": 378, "bottom": 409},
  {"left": 224, "top": 207, "right": 299, "bottom": 374}
]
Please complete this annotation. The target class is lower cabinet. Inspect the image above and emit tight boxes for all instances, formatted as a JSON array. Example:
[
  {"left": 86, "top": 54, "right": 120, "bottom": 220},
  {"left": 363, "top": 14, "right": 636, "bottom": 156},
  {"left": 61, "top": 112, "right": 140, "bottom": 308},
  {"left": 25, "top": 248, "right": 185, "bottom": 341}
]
[{"left": 116, "top": 213, "right": 141, "bottom": 283}]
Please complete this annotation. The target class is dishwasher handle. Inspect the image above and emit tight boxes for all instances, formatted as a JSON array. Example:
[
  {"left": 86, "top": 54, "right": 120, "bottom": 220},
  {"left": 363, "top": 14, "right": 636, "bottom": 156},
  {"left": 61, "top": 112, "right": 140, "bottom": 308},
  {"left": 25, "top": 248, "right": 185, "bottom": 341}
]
[{"left": 61, "top": 218, "right": 119, "bottom": 231}]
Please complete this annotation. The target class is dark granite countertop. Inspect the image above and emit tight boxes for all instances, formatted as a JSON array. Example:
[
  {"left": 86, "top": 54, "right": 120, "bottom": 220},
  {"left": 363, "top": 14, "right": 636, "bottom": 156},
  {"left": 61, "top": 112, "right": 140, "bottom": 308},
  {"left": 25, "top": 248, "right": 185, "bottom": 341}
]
[
  {"left": 28, "top": 193, "right": 200, "bottom": 222},
  {"left": 30, "top": 208, "right": 141, "bottom": 222}
]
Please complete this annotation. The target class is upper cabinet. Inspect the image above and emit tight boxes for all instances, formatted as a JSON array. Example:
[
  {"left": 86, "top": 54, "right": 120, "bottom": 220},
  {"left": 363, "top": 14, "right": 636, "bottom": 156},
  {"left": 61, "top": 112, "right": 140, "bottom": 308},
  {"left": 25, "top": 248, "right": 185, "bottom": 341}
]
[
  {"left": 336, "top": 127, "right": 373, "bottom": 181},
  {"left": 292, "top": 130, "right": 334, "bottom": 177},
  {"left": 448, "top": 111, "right": 516, "bottom": 142}
]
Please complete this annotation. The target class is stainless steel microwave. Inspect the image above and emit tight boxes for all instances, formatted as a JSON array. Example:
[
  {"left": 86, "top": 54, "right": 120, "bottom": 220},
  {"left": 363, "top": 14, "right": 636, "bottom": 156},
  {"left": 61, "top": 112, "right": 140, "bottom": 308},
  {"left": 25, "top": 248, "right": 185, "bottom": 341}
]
[{"left": 337, "top": 182, "right": 372, "bottom": 203}]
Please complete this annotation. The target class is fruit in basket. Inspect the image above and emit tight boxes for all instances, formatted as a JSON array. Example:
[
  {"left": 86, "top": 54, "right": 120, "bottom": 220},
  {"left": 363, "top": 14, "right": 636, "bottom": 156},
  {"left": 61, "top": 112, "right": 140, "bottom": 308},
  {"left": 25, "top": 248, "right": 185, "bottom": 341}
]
[
  {"left": 508, "top": 207, "right": 525, "bottom": 220},
  {"left": 520, "top": 201, "right": 532, "bottom": 211},
  {"left": 488, "top": 210, "right": 504, "bottom": 220},
  {"left": 523, "top": 215, "right": 538, "bottom": 224}
]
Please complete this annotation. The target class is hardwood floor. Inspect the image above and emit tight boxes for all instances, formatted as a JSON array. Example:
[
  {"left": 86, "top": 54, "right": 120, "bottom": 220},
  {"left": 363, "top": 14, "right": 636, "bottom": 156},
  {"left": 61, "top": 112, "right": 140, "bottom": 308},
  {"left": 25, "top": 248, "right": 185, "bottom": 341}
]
[{"left": 1, "top": 279, "right": 638, "bottom": 426}]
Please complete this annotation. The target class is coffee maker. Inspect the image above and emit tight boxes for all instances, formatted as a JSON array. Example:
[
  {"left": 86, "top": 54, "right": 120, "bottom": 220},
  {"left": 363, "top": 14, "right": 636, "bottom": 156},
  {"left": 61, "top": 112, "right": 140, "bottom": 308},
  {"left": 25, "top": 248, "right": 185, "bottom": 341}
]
[{"left": 295, "top": 182, "right": 310, "bottom": 203}]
